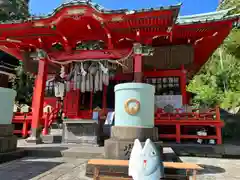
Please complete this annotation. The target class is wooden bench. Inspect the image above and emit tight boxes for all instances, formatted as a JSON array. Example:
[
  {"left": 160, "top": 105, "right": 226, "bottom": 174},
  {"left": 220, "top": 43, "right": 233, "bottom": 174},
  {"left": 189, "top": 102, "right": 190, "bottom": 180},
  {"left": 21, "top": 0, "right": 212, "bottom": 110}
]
[{"left": 88, "top": 159, "right": 203, "bottom": 180}]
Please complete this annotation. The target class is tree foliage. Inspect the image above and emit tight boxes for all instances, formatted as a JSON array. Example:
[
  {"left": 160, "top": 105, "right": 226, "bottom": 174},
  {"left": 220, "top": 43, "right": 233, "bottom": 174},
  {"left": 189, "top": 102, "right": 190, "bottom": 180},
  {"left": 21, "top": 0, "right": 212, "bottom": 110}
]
[
  {"left": 10, "top": 65, "right": 35, "bottom": 106},
  {"left": 187, "top": 1, "right": 240, "bottom": 111},
  {"left": 0, "top": 1, "right": 33, "bottom": 106}
]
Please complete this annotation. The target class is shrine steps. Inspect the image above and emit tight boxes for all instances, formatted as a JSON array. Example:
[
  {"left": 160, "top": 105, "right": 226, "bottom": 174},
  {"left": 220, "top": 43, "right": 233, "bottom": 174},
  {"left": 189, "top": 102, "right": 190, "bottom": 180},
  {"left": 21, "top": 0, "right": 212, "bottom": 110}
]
[{"left": 41, "top": 123, "right": 62, "bottom": 144}]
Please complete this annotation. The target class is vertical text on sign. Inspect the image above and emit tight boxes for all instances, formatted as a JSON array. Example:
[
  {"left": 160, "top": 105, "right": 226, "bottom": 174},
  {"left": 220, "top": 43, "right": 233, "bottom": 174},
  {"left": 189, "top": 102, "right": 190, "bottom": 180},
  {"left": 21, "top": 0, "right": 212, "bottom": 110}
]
[{"left": 124, "top": 143, "right": 133, "bottom": 159}]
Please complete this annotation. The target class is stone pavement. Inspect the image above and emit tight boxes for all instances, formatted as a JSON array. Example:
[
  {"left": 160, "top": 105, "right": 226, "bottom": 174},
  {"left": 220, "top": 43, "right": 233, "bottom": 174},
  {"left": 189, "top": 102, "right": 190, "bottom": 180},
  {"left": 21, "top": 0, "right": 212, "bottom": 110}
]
[
  {"left": 180, "top": 156, "right": 240, "bottom": 180},
  {"left": 0, "top": 156, "right": 239, "bottom": 179},
  {"left": 0, "top": 157, "right": 91, "bottom": 180},
  {"left": 0, "top": 140, "right": 237, "bottom": 179}
]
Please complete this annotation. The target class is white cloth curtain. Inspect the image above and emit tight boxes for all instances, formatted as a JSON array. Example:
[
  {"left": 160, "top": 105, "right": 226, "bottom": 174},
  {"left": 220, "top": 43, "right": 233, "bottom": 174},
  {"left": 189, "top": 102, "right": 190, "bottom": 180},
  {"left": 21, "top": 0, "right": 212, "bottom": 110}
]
[
  {"left": 90, "top": 73, "right": 93, "bottom": 91},
  {"left": 81, "top": 75, "right": 86, "bottom": 93},
  {"left": 54, "top": 82, "right": 65, "bottom": 97},
  {"left": 86, "top": 73, "right": 90, "bottom": 92}
]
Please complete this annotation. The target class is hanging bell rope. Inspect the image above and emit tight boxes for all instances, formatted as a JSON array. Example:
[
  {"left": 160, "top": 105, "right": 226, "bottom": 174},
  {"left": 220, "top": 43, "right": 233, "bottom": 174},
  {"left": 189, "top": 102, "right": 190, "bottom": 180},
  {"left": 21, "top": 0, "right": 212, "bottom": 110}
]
[{"left": 49, "top": 47, "right": 134, "bottom": 70}]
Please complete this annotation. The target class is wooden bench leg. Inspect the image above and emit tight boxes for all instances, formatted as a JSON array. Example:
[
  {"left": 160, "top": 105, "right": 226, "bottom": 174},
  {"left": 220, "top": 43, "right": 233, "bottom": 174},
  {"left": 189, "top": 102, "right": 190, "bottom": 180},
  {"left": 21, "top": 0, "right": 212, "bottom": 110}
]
[
  {"left": 192, "top": 169, "right": 197, "bottom": 180},
  {"left": 186, "top": 169, "right": 190, "bottom": 180},
  {"left": 93, "top": 166, "right": 100, "bottom": 180}
]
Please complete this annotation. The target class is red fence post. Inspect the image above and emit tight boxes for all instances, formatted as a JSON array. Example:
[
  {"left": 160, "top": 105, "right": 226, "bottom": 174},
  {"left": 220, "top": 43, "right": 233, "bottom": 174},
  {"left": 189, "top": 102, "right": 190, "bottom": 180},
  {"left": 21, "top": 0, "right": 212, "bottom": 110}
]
[
  {"left": 216, "top": 126, "right": 222, "bottom": 144},
  {"left": 176, "top": 124, "right": 181, "bottom": 143},
  {"left": 22, "top": 119, "right": 28, "bottom": 138},
  {"left": 42, "top": 109, "right": 50, "bottom": 135}
]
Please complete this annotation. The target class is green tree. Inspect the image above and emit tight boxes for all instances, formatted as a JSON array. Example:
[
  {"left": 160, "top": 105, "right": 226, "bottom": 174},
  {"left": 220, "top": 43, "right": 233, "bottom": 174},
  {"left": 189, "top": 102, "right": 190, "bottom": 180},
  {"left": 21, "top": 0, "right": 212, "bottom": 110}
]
[
  {"left": 0, "top": 0, "right": 32, "bottom": 106},
  {"left": 219, "top": 0, "right": 240, "bottom": 59},
  {"left": 188, "top": 1, "right": 240, "bottom": 111},
  {"left": 10, "top": 64, "right": 35, "bottom": 106}
]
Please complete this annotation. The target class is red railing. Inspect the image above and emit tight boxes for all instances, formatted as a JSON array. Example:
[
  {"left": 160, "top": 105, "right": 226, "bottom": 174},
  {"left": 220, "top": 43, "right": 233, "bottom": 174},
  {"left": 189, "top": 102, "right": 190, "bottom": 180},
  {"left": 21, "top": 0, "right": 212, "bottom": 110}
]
[
  {"left": 42, "top": 107, "right": 60, "bottom": 135},
  {"left": 12, "top": 112, "right": 33, "bottom": 137},
  {"left": 154, "top": 106, "right": 224, "bottom": 144},
  {"left": 12, "top": 107, "right": 60, "bottom": 137}
]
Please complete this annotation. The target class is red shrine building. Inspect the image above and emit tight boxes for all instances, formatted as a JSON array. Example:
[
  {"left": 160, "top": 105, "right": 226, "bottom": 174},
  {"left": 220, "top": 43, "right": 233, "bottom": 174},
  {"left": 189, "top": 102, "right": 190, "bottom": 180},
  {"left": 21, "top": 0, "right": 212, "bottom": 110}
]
[{"left": 1, "top": 1, "right": 239, "bottom": 143}]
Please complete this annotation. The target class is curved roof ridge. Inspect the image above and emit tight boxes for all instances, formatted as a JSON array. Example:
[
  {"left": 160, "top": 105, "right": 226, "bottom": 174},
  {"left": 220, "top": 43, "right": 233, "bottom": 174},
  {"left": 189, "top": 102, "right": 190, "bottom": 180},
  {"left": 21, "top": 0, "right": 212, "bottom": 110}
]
[
  {"left": 177, "top": 7, "right": 236, "bottom": 24},
  {"left": 178, "top": 7, "right": 235, "bottom": 19},
  {"left": 30, "top": 1, "right": 182, "bottom": 20}
]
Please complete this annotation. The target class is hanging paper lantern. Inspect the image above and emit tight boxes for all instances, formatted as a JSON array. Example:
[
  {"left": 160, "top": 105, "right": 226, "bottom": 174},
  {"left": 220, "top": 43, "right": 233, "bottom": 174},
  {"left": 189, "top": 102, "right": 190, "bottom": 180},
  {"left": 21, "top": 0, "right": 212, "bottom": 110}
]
[{"left": 60, "top": 66, "right": 65, "bottom": 78}]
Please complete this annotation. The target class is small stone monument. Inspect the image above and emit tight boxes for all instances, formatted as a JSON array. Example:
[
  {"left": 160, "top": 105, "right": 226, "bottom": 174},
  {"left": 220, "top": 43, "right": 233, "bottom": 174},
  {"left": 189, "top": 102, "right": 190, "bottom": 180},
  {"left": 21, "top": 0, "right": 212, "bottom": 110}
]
[{"left": 104, "top": 83, "right": 159, "bottom": 159}]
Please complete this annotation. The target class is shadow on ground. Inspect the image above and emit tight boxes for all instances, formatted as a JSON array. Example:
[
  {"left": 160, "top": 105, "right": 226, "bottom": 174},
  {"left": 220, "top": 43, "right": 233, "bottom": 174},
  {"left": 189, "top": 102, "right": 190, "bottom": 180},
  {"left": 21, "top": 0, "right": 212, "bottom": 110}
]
[
  {"left": 0, "top": 158, "right": 63, "bottom": 180},
  {"left": 24, "top": 146, "right": 68, "bottom": 157},
  {"left": 198, "top": 164, "right": 225, "bottom": 175},
  {"left": 24, "top": 146, "right": 104, "bottom": 159}
]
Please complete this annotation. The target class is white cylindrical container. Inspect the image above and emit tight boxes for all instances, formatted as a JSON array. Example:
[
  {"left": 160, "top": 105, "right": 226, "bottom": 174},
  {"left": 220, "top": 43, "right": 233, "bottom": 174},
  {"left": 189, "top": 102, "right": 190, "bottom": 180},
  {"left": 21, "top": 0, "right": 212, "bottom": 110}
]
[{"left": 0, "top": 88, "right": 17, "bottom": 124}]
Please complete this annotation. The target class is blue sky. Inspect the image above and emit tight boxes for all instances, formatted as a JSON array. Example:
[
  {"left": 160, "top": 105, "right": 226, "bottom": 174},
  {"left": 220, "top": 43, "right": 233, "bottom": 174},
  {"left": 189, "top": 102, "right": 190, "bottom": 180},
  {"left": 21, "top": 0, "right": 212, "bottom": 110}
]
[{"left": 30, "top": 0, "right": 219, "bottom": 16}]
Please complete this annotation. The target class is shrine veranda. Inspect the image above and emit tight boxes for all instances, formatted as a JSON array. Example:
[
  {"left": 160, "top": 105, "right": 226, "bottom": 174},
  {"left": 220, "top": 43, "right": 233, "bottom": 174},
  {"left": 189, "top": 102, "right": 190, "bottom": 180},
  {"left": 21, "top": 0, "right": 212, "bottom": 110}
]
[{"left": 0, "top": 1, "right": 238, "bottom": 144}]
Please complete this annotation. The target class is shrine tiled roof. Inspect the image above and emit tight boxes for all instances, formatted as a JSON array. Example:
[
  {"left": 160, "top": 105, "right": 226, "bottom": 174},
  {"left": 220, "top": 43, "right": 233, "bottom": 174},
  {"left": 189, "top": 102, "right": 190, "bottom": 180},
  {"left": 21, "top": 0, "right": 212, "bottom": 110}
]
[
  {"left": 0, "top": 0, "right": 238, "bottom": 76},
  {"left": 16, "top": 0, "right": 181, "bottom": 22},
  {"left": 49, "top": 0, "right": 181, "bottom": 16},
  {"left": 2, "top": 0, "right": 181, "bottom": 23},
  {"left": 0, "top": 0, "right": 238, "bottom": 25},
  {"left": 176, "top": 8, "right": 237, "bottom": 24}
]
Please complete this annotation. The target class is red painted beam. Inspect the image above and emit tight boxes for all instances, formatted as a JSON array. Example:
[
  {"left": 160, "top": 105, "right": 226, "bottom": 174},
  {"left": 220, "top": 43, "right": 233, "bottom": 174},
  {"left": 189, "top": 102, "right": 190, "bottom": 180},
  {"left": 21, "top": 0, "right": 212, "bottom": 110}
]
[
  {"left": 144, "top": 69, "right": 183, "bottom": 77},
  {"left": 49, "top": 49, "right": 131, "bottom": 62}
]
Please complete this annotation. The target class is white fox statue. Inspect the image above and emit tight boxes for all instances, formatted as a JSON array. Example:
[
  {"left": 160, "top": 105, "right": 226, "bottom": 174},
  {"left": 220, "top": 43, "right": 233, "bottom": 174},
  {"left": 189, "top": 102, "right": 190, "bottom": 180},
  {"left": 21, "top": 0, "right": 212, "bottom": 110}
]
[{"left": 128, "top": 138, "right": 165, "bottom": 180}]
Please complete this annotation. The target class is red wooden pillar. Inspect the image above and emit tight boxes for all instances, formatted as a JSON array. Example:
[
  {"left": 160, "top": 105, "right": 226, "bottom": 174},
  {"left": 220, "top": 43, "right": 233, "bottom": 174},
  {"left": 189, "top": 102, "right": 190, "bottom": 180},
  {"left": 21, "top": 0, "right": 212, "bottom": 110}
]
[
  {"left": 180, "top": 65, "right": 187, "bottom": 105},
  {"left": 176, "top": 124, "right": 181, "bottom": 143},
  {"left": 27, "top": 57, "right": 48, "bottom": 143},
  {"left": 134, "top": 54, "right": 143, "bottom": 82}
]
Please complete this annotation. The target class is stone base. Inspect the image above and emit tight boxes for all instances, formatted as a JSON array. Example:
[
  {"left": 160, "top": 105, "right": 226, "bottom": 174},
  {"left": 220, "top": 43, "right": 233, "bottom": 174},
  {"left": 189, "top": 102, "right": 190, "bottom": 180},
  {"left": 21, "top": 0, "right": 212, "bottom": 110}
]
[
  {"left": 42, "top": 128, "right": 63, "bottom": 143},
  {"left": 104, "top": 138, "right": 163, "bottom": 160},
  {"left": 0, "top": 124, "right": 17, "bottom": 153},
  {"left": 111, "top": 126, "right": 159, "bottom": 141},
  {"left": 62, "top": 120, "right": 100, "bottom": 146},
  {"left": 42, "top": 135, "right": 62, "bottom": 143},
  {"left": 25, "top": 136, "right": 43, "bottom": 144},
  {"left": 0, "top": 124, "right": 14, "bottom": 136},
  {"left": 0, "top": 136, "right": 17, "bottom": 153},
  {"left": 104, "top": 126, "right": 159, "bottom": 159}
]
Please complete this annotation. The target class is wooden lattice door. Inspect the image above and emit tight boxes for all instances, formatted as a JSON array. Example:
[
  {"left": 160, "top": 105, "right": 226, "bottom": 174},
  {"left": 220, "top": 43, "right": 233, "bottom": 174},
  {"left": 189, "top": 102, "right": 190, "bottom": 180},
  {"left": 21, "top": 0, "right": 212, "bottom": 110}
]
[{"left": 63, "top": 90, "right": 80, "bottom": 118}]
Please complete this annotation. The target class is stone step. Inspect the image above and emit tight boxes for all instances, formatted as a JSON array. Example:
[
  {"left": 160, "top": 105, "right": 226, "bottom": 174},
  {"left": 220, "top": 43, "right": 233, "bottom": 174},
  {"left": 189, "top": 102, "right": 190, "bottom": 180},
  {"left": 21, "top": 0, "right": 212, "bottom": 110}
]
[
  {"left": 0, "top": 149, "right": 26, "bottom": 164},
  {"left": 42, "top": 135, "right": 62, "bottom": 144},
  {"left": 42, "top": 127, "right": 63, "bottom": 143},
  {"left": 49, "top": 128, "right": 63, "bottom": 135},
  {"left": 25, "top": 146, "right": 104, "bottom": 158},
  {"left": 50, "top": 123, "right": 62, "bottom": 129}
]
